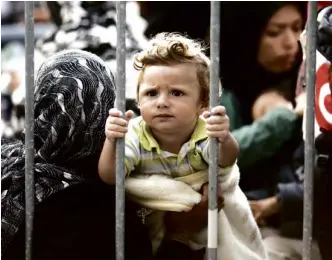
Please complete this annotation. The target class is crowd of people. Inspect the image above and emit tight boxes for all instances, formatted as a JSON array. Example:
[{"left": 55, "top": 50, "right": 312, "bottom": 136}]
[{"left": 1, "top": 1, "right": 332, "bottom": 260}]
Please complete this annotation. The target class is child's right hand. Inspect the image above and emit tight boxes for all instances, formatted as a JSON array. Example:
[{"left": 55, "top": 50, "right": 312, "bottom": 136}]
[{"left": 105, "top": 108, "right": 134, "bottom": 143}]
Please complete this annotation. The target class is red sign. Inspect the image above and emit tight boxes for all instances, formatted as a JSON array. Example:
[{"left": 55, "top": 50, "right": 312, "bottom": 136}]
[{"left": 315, "top": 62, "right": 332, "bottom": 132}]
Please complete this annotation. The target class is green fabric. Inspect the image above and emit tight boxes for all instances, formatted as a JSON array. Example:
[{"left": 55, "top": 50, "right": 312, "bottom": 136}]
[{"left": 221, "top": 89, "right": 299, "bottom": 170}]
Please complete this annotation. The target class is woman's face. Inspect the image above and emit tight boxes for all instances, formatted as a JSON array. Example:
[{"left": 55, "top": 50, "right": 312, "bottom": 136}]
[{"left": 257, "top": 4, "right": 303, "bottom": 73}]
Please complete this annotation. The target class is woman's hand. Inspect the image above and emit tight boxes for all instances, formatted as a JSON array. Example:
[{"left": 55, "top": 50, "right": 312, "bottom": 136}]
[
  {"left": 164, "top": 182, "right": 224, "bottom": 233},
  {"left": 249, "top": 196, "right": 280, "bottom": 226}
]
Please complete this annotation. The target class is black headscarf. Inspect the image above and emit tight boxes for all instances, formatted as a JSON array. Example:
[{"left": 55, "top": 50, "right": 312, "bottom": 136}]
[
  {"left": 219, "top": 2, "right": 307, "bottom": 121},
  {"left": 1, "top": 49, "right": 116, "bottom": 252}
]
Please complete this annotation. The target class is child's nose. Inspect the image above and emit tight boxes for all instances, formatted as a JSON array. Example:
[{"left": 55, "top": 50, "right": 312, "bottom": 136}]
[{"left": 157, "top": 93, "right": 170, "bottom": 108}]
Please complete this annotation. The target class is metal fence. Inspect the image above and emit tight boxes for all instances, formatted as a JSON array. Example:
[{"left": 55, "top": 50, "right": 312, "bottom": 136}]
[
  {"left": 303, "top": 2, "right": 318, "bottom": 260},
  {"left": 23, "top": 1, "right": 317, "bottom": 260},
  {"left": 115, "top": 2, "right": 126, "bottom": 260},
  {"left": 24, "top": 2, "right": 35, "bottom": 260}
]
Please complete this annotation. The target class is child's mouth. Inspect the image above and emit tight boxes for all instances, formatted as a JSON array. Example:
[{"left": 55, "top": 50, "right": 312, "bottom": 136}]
[{"left": 155, "top": 114, "right": 173, "bottom": 118}]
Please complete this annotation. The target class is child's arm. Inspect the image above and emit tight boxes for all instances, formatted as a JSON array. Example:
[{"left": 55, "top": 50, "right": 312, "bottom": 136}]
[
  {"left": 98, "top": 108, "right": 134, "bottom": 184},
  {"left": 218, "top": 132, "right": 239, "bottom": 167},
  {"left": 98, "top": 139, "right": 117, "bottom": 184},
  {"left": 203, "top": 106, "right": 239, "bottom": 168}
]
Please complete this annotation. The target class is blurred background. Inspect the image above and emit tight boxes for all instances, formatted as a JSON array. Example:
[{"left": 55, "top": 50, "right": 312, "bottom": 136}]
[{"left": 1, "top": 1, "right": 153, "bottom": 139}]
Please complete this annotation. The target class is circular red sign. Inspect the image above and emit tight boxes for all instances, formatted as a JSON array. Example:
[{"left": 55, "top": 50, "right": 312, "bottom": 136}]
[{"left": 315, "top": 63, "right": 332, "bottom": 131}]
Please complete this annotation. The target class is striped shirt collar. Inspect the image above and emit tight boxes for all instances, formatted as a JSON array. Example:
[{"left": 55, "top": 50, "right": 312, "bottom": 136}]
[{"left": 139, "top": 116, "right": 208, "bottom": 154}]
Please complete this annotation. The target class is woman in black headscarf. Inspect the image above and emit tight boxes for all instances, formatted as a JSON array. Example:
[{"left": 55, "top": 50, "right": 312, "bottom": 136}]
[
  {"left": 218, "top": 3, "right": 314, "bottom": 258},
  {"left": 219, "top": 2, "right": 306, "bottom": 199},
  {"left": 1, "top": 49, "right": 152, "bottom": 260}
]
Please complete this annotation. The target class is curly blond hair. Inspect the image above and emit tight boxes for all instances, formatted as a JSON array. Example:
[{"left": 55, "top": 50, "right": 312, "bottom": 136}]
[{"left": 133, "top": 32, "right": 211, "bottom": 108}]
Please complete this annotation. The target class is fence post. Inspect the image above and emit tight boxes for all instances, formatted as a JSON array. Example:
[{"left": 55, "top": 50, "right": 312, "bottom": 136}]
[
  {"left": 208, "top": 2, "right": 220, "bottom": 260},
  {"left": 115, "top": 2, "right": 126, "bottom": 260},
  {"left": 24, "top": 2, "right": 35, "bottom": 260},
  {"left": 303, "top": 2, "right": 318, "bottom": 260}
]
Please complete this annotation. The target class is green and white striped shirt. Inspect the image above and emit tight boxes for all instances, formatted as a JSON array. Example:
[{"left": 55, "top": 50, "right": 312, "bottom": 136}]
[{"left": 125, "top": 116, "right": 212, "bottom": 178}]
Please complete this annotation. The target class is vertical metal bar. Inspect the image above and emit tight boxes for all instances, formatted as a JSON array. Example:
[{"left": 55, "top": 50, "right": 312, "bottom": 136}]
[
  {"left": 303, "top": 2, "right": 317, "bottom": 260},
  {"left": 208, "top": 2, "right": 220, "bottom": 260},
  {"left": 24, "top": 2, "right": 35, "bottom": 260},
  {"left": 116, "top": 2, "right": 126, "bottom": 260}
]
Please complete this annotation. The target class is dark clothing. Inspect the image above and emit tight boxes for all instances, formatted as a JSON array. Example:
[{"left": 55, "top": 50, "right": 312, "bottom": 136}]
[
  {"left": 276, "top": 142, "right": 305, "bottom": 238},
  {"left": 2, "top": 183, "right": 153, "bottom": 260},
  {"left": 1, "top": 94, "right": 13, "bottom": 122},
  {"left": 155, "top": 239, "right": 205, "bottom": 260},
  {"left": 314, "top": 133, "right": 332, "bottom": 260},
  {"left": 139, "top": 2, "right": 210, "bottom": 41}
]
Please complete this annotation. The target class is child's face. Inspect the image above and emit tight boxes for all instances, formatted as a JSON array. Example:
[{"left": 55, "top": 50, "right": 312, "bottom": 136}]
[{"left": 138, "top": 63, "right": 206, "bottom": 135}]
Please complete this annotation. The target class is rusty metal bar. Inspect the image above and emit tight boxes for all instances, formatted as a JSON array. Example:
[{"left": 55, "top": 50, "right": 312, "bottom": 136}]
[
  {"left": 115, "top": 2, "right": 126, "bottom": 260},
  {"left": 208, "top": 2, "right": 220, "bottom": 260},
  {"left": 24, "top": 1, "right": 35, "bottom": 260},
  {"left": 303, "top": 2, "right": 318, "bottom": 260}
]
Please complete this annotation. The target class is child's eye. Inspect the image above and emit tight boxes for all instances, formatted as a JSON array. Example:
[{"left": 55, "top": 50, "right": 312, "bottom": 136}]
[
  {"left": 171, "top": 90, "right": 184, "bottom": 96},
  {"left": 146, "top": 90, "right": 158, "bottom": 97}
]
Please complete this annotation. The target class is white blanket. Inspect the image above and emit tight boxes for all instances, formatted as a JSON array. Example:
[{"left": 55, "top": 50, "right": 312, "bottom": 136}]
[{"left": 125, "top": 164, "right": 269, "bottom": 259}]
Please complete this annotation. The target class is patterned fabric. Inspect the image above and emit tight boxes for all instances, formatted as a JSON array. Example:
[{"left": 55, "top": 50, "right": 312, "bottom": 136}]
[
  {"left": 1, "top": 49, "right": 116, "bottom": 252},
  {"left": 35, "top": 1, "right": 144, "bottom": 102},
  {"left": 36, "top": 1, "right": 141, "bottom": 61}
]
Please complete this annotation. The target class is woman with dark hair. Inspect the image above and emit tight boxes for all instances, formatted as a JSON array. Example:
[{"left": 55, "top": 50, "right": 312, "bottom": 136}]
[
  {"left": 219, "top": 1, "right": 306, "bottom": 217},
  {"left": 218, "top": 2, "right": 318, "bottom": 259}
]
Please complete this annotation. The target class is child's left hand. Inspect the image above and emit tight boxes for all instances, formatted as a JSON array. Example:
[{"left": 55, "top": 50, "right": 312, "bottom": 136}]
[{"left": 202, "top": 106, "right": 230, "bottom": 143}]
